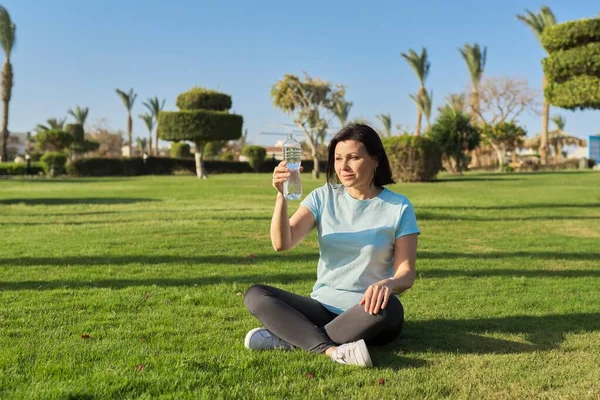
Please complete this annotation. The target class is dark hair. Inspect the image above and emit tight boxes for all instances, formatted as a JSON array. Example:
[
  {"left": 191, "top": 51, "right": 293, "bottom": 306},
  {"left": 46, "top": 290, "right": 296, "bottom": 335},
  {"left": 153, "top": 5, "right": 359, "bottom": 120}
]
[{"left": 325, "top": 124, "right": 395, "bottom": 186}]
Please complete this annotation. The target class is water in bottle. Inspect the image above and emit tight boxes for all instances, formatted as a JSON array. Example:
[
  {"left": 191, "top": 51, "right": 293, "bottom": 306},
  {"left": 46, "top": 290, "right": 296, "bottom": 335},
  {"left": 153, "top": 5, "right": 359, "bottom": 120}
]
[{"left": 282, "top": 134, "right": 302, "bottom": 200}]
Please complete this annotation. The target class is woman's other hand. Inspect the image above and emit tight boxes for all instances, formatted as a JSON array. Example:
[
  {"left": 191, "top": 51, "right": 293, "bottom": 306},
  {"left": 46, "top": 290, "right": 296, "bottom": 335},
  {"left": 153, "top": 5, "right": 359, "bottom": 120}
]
[{"left": 359, "top": 280, "right": 394, "bottom": 315}]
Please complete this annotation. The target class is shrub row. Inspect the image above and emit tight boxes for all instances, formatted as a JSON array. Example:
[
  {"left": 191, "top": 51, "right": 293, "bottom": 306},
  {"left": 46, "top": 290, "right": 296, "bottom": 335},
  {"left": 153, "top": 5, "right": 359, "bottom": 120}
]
[
  {"left": 382, "top": 135, "right": 442, "bottom": 182},
  {"left": 541, "top": 18, "right": 600, "bottom": 52},
  {"left": 0, "top": 162, "right": 44, "bottom": 176},
  {"left": 67, "top": 157, "right": 328, "bottom": 176}
]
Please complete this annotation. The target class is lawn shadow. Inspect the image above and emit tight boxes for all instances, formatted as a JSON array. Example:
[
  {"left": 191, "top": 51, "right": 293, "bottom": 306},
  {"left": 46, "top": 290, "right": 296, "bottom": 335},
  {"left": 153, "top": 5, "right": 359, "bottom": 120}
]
[
  {"left": 434, "top": 177, "right": 523, "bottom": 182},
  {"left": 375, "top": 312, "right": 600, "bottom": 370},
  {"left": 0, "top": 198, "right": 159, "bottom": 205},
  {"left": 0, "top": 271, "right": 317, "bottom": 291},
  {"left": 0, "top": 254, "right": 319, "bottom": 268},
  {"left": 419, "top": 202, "right": 600, "bottom": 210},
  {"left": 419, "top": 268, "right": 600, "bottom": 278},
  {"left": 416, "top": 211, "right": 600, "bottom": 222},
  {"left": 418, "top": 251, "right": 599, "bottom": 262}
]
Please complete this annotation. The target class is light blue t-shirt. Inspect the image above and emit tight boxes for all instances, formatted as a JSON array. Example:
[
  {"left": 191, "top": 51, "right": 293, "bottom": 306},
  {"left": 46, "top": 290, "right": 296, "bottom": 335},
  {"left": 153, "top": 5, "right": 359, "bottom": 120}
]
[{"left": 300, "top": 183, "right": 420, "bottom": 314}]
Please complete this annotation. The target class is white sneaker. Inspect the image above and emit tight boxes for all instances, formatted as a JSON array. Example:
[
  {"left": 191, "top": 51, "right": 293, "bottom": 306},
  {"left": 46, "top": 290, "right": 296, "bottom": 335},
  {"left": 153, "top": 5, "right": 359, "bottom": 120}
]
[
  {"left": 330, "top": 339, "right": 373, "bottom": 367},
  {"left": 244, "top": 328, "right": 295, "bottom": 351}
]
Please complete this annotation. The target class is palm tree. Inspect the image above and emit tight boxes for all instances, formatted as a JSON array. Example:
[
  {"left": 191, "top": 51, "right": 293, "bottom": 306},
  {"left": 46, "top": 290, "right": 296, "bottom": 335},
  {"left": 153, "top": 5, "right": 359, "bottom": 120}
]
[
  {"left": 0, "top": 7, "right": 16, "bottom": 162},
  {"left": 35, "top": 117, "right": 67, "bottom": 132},
  {"left": 136, "top": 137, "right": 147, "bottom": 156},
  {"left": 438, "top": 93, "right": 466, "bottom": 113},
  {"left": 142, "top": 96, "right": 165, "bottom": 156},
  {"left": 517, "top": 6, "right": 557, "bottom": 166},
  {"left": 333, "top": 100, "right": 353, "bottom": 128},
  {"left": 401, "top": 48, "right": 430, "bottom": 136},
  {"left": 116, "top": 88, "right": 137, "bottom": 157},
  {"left": 67, "top": 106, "right": 89, "bottom": 125},
  {"left": 139, "top": 113, "right": 155, "bottom": 155},
  {"left": 459, "top": 43, "right": 487, "bottom": 125},
  {"left": 376, "top": 113, "right": 392, "bottom": 137},
  {"left": 410, "top": 90, "right": 433, "bottom": 132}
]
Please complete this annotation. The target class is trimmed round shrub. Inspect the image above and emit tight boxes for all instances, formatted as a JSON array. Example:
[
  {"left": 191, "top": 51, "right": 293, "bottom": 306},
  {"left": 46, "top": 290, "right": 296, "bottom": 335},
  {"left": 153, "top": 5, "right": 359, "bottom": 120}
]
[
  {"left": 65, "top": 123, "right": 84, "bottom": 143},
  {"left": 544, "top": 75, "right": 600, "bottom": 110},
  {"left": 176, "top": 87, "right": 233, "bottom": 111},
  {"left": 542, "top": 42, "right": 600, "bottom": 83},
  {"left": 541, "top": 18, "right": 600, "bottom": 52},
  {"left": 159, "top": 110, "right": 243, "bottom": 142},
  {"left": 40, "top": 152, "right": 68, "bottom": 177},
  {"left": 242, "top": 145, "right": 267, "bottom": 172},
  {"left": 382, "top": 136, "right": 442, "bottom": 182},
  {"left": 170, "top": 142, "right": 192, "bottom": 158},
  {"left": 221, "top": 152, "right": 234, "bottom": 161},
  {"left": 35, "top": 129, "right": 73, "bottom": 152}
]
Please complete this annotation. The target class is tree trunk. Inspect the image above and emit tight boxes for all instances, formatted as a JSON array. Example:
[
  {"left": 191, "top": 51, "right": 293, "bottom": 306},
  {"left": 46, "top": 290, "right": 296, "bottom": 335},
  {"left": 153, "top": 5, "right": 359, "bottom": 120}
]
[
  {"left": 539, "top": 75, "right": 550, "bottom": 166},
  {"left": 491, "top": 143, "right": 506, "bottom": 171},
  {"left": 127, "top": 114, "right": 133, "bottom": 157},
  {"left": 311, "top": 147, "right": 320, "bottom": 179},
  {"left": 415, "top": 86, "right": 424, "bottom": 136},
  {"left": 148, "top": 134, "right": 152, "bottom": 155},
  {"left": 154, "top": 126, "right": 159, "bottom": 156},
  {"left": 1, "top": 61, "right": 13, "bottom": 162},
  {"left": 194, "top": 141, "right": 207, "bottom": 179}
]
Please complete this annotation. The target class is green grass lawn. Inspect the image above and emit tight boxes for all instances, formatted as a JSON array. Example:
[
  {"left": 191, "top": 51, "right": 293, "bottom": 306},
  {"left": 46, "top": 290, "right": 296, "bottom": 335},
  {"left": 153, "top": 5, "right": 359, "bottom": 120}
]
[{"left": 1, "top": 171, "right": 599, "bottom": 399}]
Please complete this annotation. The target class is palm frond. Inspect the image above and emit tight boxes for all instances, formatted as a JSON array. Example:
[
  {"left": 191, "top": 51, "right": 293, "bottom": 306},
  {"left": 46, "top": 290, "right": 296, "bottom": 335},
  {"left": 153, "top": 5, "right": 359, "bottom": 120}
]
[
  {"left": 0, "top": 7, "right": 16, "bottom": 59},
  {"left": 551, "top": 114, "right": 566, "bottom": 131},
  {"left": 139, "top": 113, "right": 155, "bottom": 133},
  {"left": 401, "top": 47, "right": 430, "bottom": 84},
  {"left": 459, "top": 43, "right": 487, "bottom": 86},
  {"left": 376, "top": 113, "right": 392, "bottom": 135},
  {"left": 67, "top": 106, "right": 89, "bottom": 125},
  {"left": 517, "top": 6, "right": 557, "bottom": 42},
  {"left": 143, "top": 96, "right": 166, "bottom": 118},
  {"left": 116, "top": 88, "right": 137, "bottom": 111}
]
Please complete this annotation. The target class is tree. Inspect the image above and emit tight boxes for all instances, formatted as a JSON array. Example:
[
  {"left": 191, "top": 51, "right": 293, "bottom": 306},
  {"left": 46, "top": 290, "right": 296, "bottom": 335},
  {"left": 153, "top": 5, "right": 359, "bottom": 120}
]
[
  {"left": 271, "top": 72, "right": 347, "bottom": 178},
  {"left": 476, "top": 76, "right": 540, "bottom": 125},
  {"left": 139, "top": 113, "right": 154, "bottom": 155},
  {"left": 481, "top": 121, "right": 527, "bottom": 167},
  {"left": 459, "top": 43, "right": 487, "bottom": 125},
  {"left": 242, "top": 145, "right": 267, "bottom": 172},
  {"left": 68, "top": 106, "right": 90, "bottom": 126},
  {"left": 429, "top": 109, "right": 481, "bottom": 174},
  {"left": 116, "top": 88, "right": 137, "bottom": 157},
  {"left": 159, "top": 87, "right": 243, "bottom": 178},
  {"left": 332, "top": 99, "right": 352, "bottom": 128},
  {"left": 0, "top": 6, "right": 15, "bottom": 162},
  {"left": 143, "top": 96, "right": 165, "bottom": 156},
  {"left": 135, "top": 137, "right": 147, "bottom": 155},
  {"left": 85, "top": 124, "right": 124, "bottom": 159},
  {"left": 35, "top": 129, "right": 73, "bottom": 152},
  {"left": 409, "top": 90, "right": 433, "bottom": 132},
  {"left": 35, "top": 117, "right": 67, "bottom": 132},
  {"left": 376, "top": 113, "right": 393, "bottom": 137},
  {"left": 401, "top": 48, "right": 430, "bottom": 136},
  {"left": 517, "top": 6, "right": 557, "bottom": 166},
  {"left": 438, "top": 93, "right": 467, "bottom": 114}
]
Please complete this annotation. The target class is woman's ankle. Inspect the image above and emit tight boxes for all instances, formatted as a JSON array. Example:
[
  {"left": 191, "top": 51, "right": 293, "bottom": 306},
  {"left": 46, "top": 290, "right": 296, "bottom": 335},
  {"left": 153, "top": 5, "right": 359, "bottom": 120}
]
[{"left": 324, "top": 346, "right": 338, "bottom": 356}]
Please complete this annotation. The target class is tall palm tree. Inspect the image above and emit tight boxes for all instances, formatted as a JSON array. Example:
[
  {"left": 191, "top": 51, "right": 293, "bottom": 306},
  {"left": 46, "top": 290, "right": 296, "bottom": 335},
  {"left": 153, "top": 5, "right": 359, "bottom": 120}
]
[
  {"left": 401, "top": 47, "right": 430, "bottom": 136},
  {"left": 410, "top": 90, "right": 434, "bottom": 132},
  {"left": 376, "top": 113, "right": 392, "bottom": 137},
  {"left": 333, "top": 100, "right": 353, "bottom": 128},
  {"left": 136, "top": 137, "right": 147, "bottom": 155},
  {"left": 67, "top": 106, "right": 89, "bottom": 126},
  {"left": 459, "top": 43, "right": 487, "bottom": 125},
  {"left": 0, "top": 7, "right": 15, "bottom": 162},
  {"left": 116, "top": 88, "right": 137, "bottom": 157},
  {"left": 139, "top": 113, "right": 155, "bottom": 155},
  {"left": 35, "top": 117, "right": 67, "bottom": 132},
  {"left": 517, "top": 6, "right": 557, "bottom": 166},
  {"left": 142, "top": 96, "right": 165, "bottom": 156}
]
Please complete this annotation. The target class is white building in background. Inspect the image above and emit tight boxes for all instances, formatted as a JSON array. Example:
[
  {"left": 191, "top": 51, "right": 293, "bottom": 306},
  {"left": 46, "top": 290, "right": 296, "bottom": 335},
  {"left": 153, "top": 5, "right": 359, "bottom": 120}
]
[{"left": 3, "top": 132, "right": 30, "bottom": 161}]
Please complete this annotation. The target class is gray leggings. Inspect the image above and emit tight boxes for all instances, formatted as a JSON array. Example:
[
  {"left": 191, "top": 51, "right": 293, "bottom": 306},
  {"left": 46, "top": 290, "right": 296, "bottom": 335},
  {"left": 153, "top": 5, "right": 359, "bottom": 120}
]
[{"left": 244, "top": 284, "right": 404, "bottom": 353}]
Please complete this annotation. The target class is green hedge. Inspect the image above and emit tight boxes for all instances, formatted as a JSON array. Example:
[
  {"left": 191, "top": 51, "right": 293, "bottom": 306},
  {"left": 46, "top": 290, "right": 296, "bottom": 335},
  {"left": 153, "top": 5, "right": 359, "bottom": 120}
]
[
  {"left": 40, "top": 152, "right": 68, "bottom": 176},
  {"left": 242, "top": 145, "right": 267, "bottom": 171},
  {"left": 545, "top": 75, "right": 600, "bottom": 110},
  {"left": 542, "top": 42, "right": 600, "bottom": 83},
  {"left": 170, "top": 142, "right": 192, "bottom": 158},
  {"left": 67, "top": 157, "right": 327, "bottom": 176},
  {"left": 175, "top": 87, "right": 233, "bottom": 111},
  {"left": 0, "top": 162, "right": 44, "bottom": 176},
  {"left": 382, "top": 135, "right": 442, "bottom": 182},
  {"left": 158, "top": 110, "right": 243, "bottom": 142},
  {"left": 542, "top": 18, "right": 600, "bottom": 52}
]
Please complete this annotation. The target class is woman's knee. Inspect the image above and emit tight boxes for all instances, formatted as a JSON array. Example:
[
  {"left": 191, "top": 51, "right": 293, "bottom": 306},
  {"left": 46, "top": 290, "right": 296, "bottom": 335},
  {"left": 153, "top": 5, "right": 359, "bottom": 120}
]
[
  {"left": 243, "top": 284, "right": 271, "bottom": 312},
  {"left": 379, "top": 296, "right": 404, "bottom": 325}
]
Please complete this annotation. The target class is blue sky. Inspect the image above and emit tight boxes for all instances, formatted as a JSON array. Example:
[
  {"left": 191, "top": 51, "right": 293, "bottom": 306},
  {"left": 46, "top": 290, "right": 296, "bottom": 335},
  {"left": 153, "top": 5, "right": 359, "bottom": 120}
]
[{"left": 2, "top": 0, "right": 599, "bottom": 146}]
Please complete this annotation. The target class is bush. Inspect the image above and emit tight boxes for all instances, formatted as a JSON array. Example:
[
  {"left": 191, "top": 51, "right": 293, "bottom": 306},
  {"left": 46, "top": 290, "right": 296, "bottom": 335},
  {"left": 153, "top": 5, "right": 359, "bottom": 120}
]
[
  {"left": 542, "top": 42, "right": 600, "bottom": 83},
  {"left": 221, "top": 152, "right": 234, "bottom": 161},
  {"left": 175, "top": 87, "right": 233, "bottom": 111},
  {"left": 0, "top": 162, "right": 44, "bottom": 176},
  {"left": 544, "top": 75, "right": 600, "bottom": 110},
  {"left": 170, "top": 142, "right": 192, "bottom": 158},
  {"left": 40, "top": 152, "right": 68, "bottom": 177},
  {"left": 541, "top": 18, "right": 600, "bottom": 52},
  {"left": 159, "top": 110, "right": 243, "bottom": 142},
  {"left": 65, "top": 123, "right": 84, "bottom": 143},
  {"left": 242, "top": 145, "right": 267, "bottom": 172},
  {"left": 35, "top": 129, "right": 73, "bottom": 152},
  {"left": 382, "top": 136, "right": 442, "bottom": 182}
]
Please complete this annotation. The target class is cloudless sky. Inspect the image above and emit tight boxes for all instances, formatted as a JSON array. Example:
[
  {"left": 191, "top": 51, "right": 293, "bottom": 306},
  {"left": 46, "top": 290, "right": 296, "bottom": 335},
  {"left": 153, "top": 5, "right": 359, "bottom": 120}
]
[{"left": 2, "top": 0, "right": 599, "bottom": 146}]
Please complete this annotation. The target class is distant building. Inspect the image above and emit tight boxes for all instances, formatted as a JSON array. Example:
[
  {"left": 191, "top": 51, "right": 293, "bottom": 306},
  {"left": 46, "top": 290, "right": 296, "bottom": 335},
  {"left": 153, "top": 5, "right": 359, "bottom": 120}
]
[
  {"left": 3, "top": 132, "right": 30, "bottom": 161},
  {"left": 589, "top": 134, "right": 600, "bottom": 164}
]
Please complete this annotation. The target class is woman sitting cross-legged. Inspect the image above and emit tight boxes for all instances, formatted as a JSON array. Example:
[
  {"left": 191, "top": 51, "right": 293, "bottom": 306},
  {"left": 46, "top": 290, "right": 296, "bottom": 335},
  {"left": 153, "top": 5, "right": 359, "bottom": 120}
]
[{"left": 243, "top": 124, "right": 419, "bottom": 367}]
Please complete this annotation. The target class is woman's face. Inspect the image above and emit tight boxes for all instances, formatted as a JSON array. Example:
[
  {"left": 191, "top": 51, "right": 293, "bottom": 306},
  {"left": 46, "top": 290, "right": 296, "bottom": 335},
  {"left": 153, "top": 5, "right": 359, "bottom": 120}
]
[{"left": 334, "top": 140, "right": 378, "bottom": 189}]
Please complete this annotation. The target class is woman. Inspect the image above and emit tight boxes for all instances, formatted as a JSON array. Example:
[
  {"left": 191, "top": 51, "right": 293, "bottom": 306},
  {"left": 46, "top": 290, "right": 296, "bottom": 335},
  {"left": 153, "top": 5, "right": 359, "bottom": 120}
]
[{"left": 243, "top": 124, "right": 419, "bottom": 367}]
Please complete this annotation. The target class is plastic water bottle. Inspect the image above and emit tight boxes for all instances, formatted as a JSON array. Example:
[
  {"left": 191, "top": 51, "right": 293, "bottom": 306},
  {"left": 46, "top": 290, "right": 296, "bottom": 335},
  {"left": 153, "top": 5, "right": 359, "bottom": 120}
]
[{"left": 283, "top": 134, "right": 302, "bottom": 200}]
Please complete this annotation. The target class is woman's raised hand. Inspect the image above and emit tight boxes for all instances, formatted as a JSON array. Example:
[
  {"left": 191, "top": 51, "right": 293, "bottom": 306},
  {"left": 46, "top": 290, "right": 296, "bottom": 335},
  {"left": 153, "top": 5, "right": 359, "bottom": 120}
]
[{"left": 272, "top": 161, "right": 302, "bottom": 194}]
